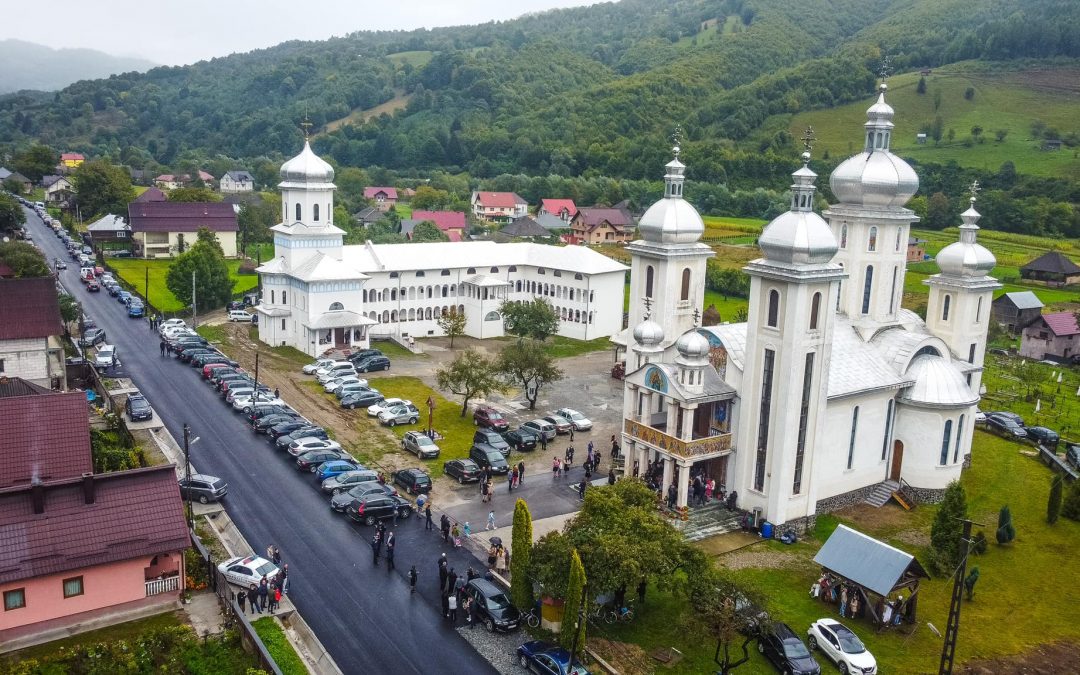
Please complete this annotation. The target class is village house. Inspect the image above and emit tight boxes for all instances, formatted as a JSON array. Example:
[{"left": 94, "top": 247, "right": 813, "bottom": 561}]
[
  {"left": 1020, "top": 251, "right": 1080, "bottom": 287},
  {"left": 0, "top": 278, "right": 66, "bottom": 390},
  {"left": 401, "top": 210, "right": 468, "bottom": 241},
  {"left": 134, "top": 187, "right": 167, "bottom": 203},
  {"left": 59, "top": 153, "right": 85, "bottom": 170},
  {"left": 1021, "top": 312, "right": 1080, "bottom": 362},
  {"left": 538, "top": 198, "right": 578, "bottom": 222},
  {"left": 42, "top": 175, "right": 74, "bottom": 204},
  {"left": 220, "top": 171, "right": 255, "bottom": 193},
  {"left": 353, "top": 205, "right": 382, "bottom": 227},
  {"left": 364, "top": 187, "right": 398, "bottom": 212},
  {"left": 499, "top": 216, "right": 551, "bottom": 240},
  {"left": 154, "top": 174, "right": 185, "bottom": 190},
  {"left": 569, "top": 205, "right": 635, "bottom": 245},
  {"left": 86, "top": 214, "right": 131, "bottom": 252},
  {"left": 907, "top": 236, "right": 926, "bottom": 262},
  {"left": 991, "top": 291, "right": 1044, "bottom": 333},
  {"left": 471, "top": 191, "right": 528, "bottom": 223},
  {"left": 127, "top": 201, "right": 239, "bottom": 258},
  {"left": 1, "top": 169, "right": 32, "bottom": 193}
]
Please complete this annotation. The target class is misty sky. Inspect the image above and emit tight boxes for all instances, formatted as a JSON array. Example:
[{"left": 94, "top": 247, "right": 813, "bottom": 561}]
[{"left": 3, "top": 0, "right": 599, "bottom": 66}]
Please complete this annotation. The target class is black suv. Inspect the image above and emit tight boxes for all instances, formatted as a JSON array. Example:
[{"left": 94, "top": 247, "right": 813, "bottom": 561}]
[
  {"left": 346, "top": 494, "right": 413, "bottom": 525},
  {"left": 465, "top": 579, "right": 521, "bottom": 632},
  {"left": 473, "top": 429, "right": 510, "bottom": 456},
  {"left": 125, "top": 394, "right": 153, "bottom": 421},
  {"left": 470, "top": 443, "right": 510, "bottom": 474},
  {"left": 347, "top": 348, "right": 383, "bottom": 364},
  {"left": 392, "top": 468, "right": 432, "bottom": 495},
  {"left": 504, "top": 427, "right": 539, "bottom": 452},
  {"left": 178, "top": 473, "right": 228, "bottom": 504},
  {"left": 758, "top": 622, "right": 820, "bottom": 675},
  {"left": 354, "top": 355, "right": 391, "bottom": 372}
]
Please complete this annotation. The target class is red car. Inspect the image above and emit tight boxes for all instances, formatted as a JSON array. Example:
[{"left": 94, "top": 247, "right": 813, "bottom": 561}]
[
  {"left": 87, "top": 281, "right": 101, "bottom": 292},
  {"left": 473, "top": 405, "right": 509, "bottom": 432}
]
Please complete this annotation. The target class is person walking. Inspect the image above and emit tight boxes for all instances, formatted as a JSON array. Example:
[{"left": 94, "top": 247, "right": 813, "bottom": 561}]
[
  {"left": 451, "top": 523, "right": 461, "bottom": 548},
  {"left": 159, "top": 339, "right": 167, "bottom": 357},
  {"left": 508, "top": 467, "right": 516, "bottom": 492},
  {"left": 447, "top": 592, "right": 458, "bottom": 624},
  {"left": 540, "top": 433, "right": 547, "bottom": 453},
  {"left": 666, "top": 483, "right": 677, "bottom": 509},
  {"left": 280, "top": 564, "right": 289, "bottom": 594},
  {"left": 552, "top": 457, "right": 560, "bottom": 480},
  {"left": 268, "top": 583, "right": 280, "bottom": 614},
  {"left": 257, "top": 578, "right": 268, "bottom": 614},
  {"left": 487, "top": 543, "right": 498, "bottom": 571},
  {"left": 517, "top": 460, "right": 525, "bottom": 484},
  {"left": 248, "top": 584, "right": 258, "bottom": 614},
  {"left": 408, "top": 565, "right": 418, "bottom": 594},
  {"left": 611, "top": 434, "right": 620, "bottom": 460},
  {"left": 463, "top": 521, "right": 471, "bottom": 538},
  {"left": 425, "top": 503, "right": 433, "bottom": 530},
  {"left": 481, "top": 478, "right": 489, "bottom": 503},
  {"left": 372, "top": 531, "right": 383, "bottom": 565},
  {"left": 569, "top": 425, "right": 575, "bottom": 442},
  {"left": 495, "top": 547, "right": 507, "bottom": 576},
  {"left": 608, "top": 467, "right": 616, "bottom": 485},
  {"left": 462, "top": 595, "right": 473, "bottom": 627},
  {"left": 440, "top": 514, "right": 451, "bottom": 542},
  {"left": 486, "top": 510, "right": 496, "bottom": 531},
  {"left": 438, "top": 553, "right": 448, "bottom": 587},
  {"left": 385, "top": 531, "right": 396, "bottom": 570},
  {"left": 446, "top": 568, "right": 457, "bottom": 597},
  {"left": 469, "top": 592, "right": 480, "bottom": 629},
  {"left": 237, "top": 589, "right": 247, "bottom": 614},
  {"left": 578, "top": 478, "right": 587, "bottom": 501}
]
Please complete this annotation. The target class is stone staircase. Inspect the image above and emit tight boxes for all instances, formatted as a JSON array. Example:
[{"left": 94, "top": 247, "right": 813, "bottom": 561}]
[
  {"left": 863, "top": 480, "right": 901, "bottom": 508},
  {"left": 679, "top": 501, "right": 746, "bottom": 542}
]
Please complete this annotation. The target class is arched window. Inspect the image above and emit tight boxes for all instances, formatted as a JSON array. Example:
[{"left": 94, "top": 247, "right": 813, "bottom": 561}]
[
  {"left": 953, "top": 414, "right": 965, "bottom": 463},
  {"left": 515, "top": 280, "right": 522, "bottom": 292},
  {"left": 408, "top": 308, "right": 415, "bottom": 321},
  {"left": 484, "top": 311, "right": 501, "bottom": 321},
  {"left": 767, "top": 290, "right": 779, "bottom": 328},
  {"left": 390, "top": 288, "right": 397, "bottom": 301},
  {"left": 809, "top": 292, "right": 821, "bottom": 329},
  {"left": 867, "top": 226, "right": 877, "bottom": 252},
  {"left": 490, "top": 267, "right": 499, "bottom": 273},
  {"left": 861, "top": 266, "right": 874, "bottom": 315},
  {"left": 313, "top": 204, "right": 320, "bottom": 221},
  {"left": 940, "top": 419, "right": 953, "bottom": 465},
  {"left": 389, "top": 271, "right": 399, "bottom": 279},
  {"left": 574, "top": 273, "right": 583, "bottom": 280},
  {"left": 329, "top": 302, "right": 343, "bottom": 311},
  {"left": 889, "top": 266, "right": 898, "bottom": 314},
  {"left": 680, "top": 268, "right": 691, "bottom": 301},
  {"left": 441, "top": 269, "right": 450, "bottom": 276},
  {"left": 416, "top": 270, "right": 425, "bottom": 278},
  {"left": 942, "top": 295, "right": 952, "bottom": 321},
  {"left": 467, "top": 267, "right": 476, "bottom": 274},
  {"left": 508, "top": 266, "right": 517, "bottom": 273},
  {"left": 295, "top": 203, "right": 301, "bottom": 221},
  {"left": 840, "top": 224, "right": 848, "bottom": 249},
  {"left": 645, "top": 266, "right": 654, "bottom": 298}
]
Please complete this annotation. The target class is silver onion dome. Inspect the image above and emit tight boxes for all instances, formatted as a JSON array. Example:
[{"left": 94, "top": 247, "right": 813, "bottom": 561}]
[
  {"left": 759, "top": 152, "right": 838, "bottom": 265},
  {"left": 632, "top": 318, "right": 665, "bottom": 347},
  {"left": 936, "top": 198, "right": 996, "bottom": 278},
  {"left": 280, "top": 141, "right": 335, "bottom": 184},
  {"left": 638, "top": 146, "right": 705, "bottom": 244},
  {"left": 899, "top": 354, "right": 978, "bottom": 407},
  {"left": 675, "top": 329, "right": 711, "bottom": 361}
]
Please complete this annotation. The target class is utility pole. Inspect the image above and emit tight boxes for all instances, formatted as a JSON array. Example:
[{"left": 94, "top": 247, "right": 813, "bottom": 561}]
[
  {"left": 183, "top": 423, "right": 193, "bottom": 531},
  {"left": 939, "top": 519, "right": 974, "bottom": 675},
  {"left": 252, "top": 352, "right": 260, "bottom": 430},
  {"left": 191, "top": 270, "right": 197, "bottom": 328}
]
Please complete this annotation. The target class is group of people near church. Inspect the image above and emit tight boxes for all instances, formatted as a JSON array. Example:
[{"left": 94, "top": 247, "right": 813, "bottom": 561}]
[
  {"left": 639, "top": 459, "right": 732, "bottom": 511},
  {"left": 810, "top": 572, "right": 909, "bottom": 627}
]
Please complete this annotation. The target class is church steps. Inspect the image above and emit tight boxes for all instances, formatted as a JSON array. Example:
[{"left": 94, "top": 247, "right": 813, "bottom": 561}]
[{"left": 863, "top": 480, "right": 901, "bottom": 508}]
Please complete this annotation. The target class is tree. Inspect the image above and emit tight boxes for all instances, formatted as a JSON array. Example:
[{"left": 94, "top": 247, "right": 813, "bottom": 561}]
[
  {"left": 165, "top": 227, "right": 234, "bottom": 313},
  {"left": 511, "top": 499, "right": 535, "bottom": 611},
  {"left": 57, "top": 294, "right": 79, "bottom": 327},
  {"left": 925, "top": 192, "right": 952, "bottom": 229},
  {"left": 495, "top": 339, "right": 563, "bottom": 410},
  {"left": 167, "top": 186, "right": 219, "bottom": 203},
  {"left": 930, "top": 481, "right": 968, "bottom": 572},
  {"left": 733, "top": 307, "right": 748, "bottom": 322},
  {"left": 1048, "top": 475, "right": 1063, "bottom": 524},
  {"left": 994, "top": 129, "right": 1008, "bottom": 143},
  {"left": 1062, "top": 480, "right": 1080, "bottom": 521},
  {"left": 0, "top": 193, "right": 27, "bottom": 237},
  {"left": 702, "top": 304, "right": 721, "bottom": 326},
  {"left": 684, "top": 550, "right": 761, "bottom": 674},
  {"left": 12, "top": 144, "right": 58, "bottom": 183},
  {"left": 411, "top": 185, "right": 452, "bottom": 210},
  {"left": 963, "top": 566, "right": 979, "bottom": 601},
  {"left": 71, "top": 160, "right": 134, "bottom": 219},
  {"left": 0, "top": 240, "right": 49, "bottom": 277},
  {"left": 947, "top": 128, "right": 955, "bottom": 143},
  {"left": 2, "top": 177, "right": 25, "bottom": 195},
  {"left": 970, "top": 126, "right": 984, "bottom": 143},
  {"left": 236, "top": 200, "right": 276, "bottom": 252},
  {"left": 916, "top": 76, "right": 927, "bottom": 94},
  {"left": 930, "top": 116, "right": 944, "bottom": 143},
  {"left": 411, "top": 220, "right": 449, "bottom": 242},
  {"left": 996, "top": 504, "right": 1015, "bottom": 544},
  {"left": 435, "top": 348, "right": 501, "bottom": 417},
  {"left": 435, "top": 308, "right": 467, "bottom": 347},
  {"left": 559, "top": 549, "right": 586, "bottom": 654},
  {"left": 964, "top": 87, "right": 976, "bottom": 101},
  {"left": 500, "top": 298, "right": 560, "bottom": 342}
]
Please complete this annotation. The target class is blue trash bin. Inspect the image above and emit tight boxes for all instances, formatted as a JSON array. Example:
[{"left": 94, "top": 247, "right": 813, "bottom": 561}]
[{"left": 761, "top": 521, "right": 774, "bottom": 539}]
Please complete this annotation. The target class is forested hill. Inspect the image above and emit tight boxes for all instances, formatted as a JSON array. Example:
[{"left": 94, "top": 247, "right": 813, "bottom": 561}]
[
  {"left": 0, "top": 40, "right": 155, "bottom": 94},
  {"left": 2, "top": 0, "right": 1077, "bottom": 186}
]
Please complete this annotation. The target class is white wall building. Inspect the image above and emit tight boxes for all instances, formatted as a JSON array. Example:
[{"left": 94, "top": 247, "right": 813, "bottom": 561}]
[
  {"left": 257, "top": 142, "right": 627, "bottom": 356},
  {"left": 619, "top": 84, "right": 999, "bottom": 530}
]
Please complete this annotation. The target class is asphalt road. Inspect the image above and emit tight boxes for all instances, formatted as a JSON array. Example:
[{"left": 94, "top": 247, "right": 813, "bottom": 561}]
[{"left": 26, "top": 209, "right": 497, "bottom": 675}]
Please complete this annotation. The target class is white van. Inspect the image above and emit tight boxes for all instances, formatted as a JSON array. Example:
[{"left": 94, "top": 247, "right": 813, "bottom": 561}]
[
  {"left": 228, "top": 310, "right": 252, "bottom": 322},
  {"left": 95, "top": 345, "right": 117, "bottom": 368}
]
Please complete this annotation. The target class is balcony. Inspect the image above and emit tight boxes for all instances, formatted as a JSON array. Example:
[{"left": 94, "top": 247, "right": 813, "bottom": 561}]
[
  {"left": 624, "top": 418, "right": 733, "bottom": 460},
  {"left": 145, "top": 574, "right": 181, "bottom": 596}
]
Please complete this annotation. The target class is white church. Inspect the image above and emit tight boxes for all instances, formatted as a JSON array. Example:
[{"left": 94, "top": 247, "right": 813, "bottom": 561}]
[
  {"left": 617, "top": 84, "right": 999, "bottom": 530},
  {"left": 255, "top": 142, "right": 627, "bottom": 355}
]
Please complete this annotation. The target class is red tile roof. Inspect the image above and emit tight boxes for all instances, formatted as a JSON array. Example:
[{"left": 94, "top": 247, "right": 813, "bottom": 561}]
[
  {"left": 0, "top": 278, "right": 63, "bottom": 341},
  {"left": 0, "top": 387, "right": 92, "bottom": 487},
  {"left": 127, "top": 201, "right": 238, "bottom": 233},
  {"left": 60, "top": 153, "right": 84, "bottom": 161},
  {"left": 540, "top": 199, "right": 577, "bottom": 218},
  {"left": 411, "top": 210, "right": 467, "bottom": 231},
  {"left": 573, "top": 206, "right": 633, "bottom": 230},
  {"left": 1040, "top": 312, "right": 1080, "bottom": 337},
  {"left": 364, "top": 187, "right": 398, "bottom": 200},
  {"left": 474, "top": 192, "right": 526, "bottom": 208},
  {"left": 446, "top": 231, "right": 463, "bottom": 242},
  {"left": 134, "top": 187, "right": 167, "bottom": 202},
  {"left": 0, "top": 466, "right": 190, "bottom": 584}
]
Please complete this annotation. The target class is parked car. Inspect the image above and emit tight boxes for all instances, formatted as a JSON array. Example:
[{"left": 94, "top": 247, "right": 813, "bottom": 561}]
[
  {"left": 346, "top": 494, "right": 413, "bottom": 525},
  {"left": 269, "top": 420, "right": 312, "bottom": 438},
  {"left": 368, "top": 398, "right": 412, "bottom": 417},
  {"left": 992, "top": 411, "right": 1025, "bottom": 427},
  {"left": 116, "top": 290, "right": 132, "bottom": 304},
  {"left": 474, "top": 429, "right": 510, "bottom": 455},
  {"left": 1025, "top": 426, "right": 1060, "bottom": 446},
  {"left": 79, "top": 328, "right": 107, "bottom": 346},
  {"left": 354, "top": 355, "right": 391, "bottom": 372},
  {"left": 228, "top": 310, "right": 252, "bottom": 322},
  {"left": 276, "top": 427, "right": 328, "bottom": 449},
  {"left": 974, "top": 408, "right": 986, "bottom": 424},
  {"left": 474, "top": 405, "right": 509, "bottom": 432},
  {"left": 516, "top": 640, "right": 591, "bottom": 675},
  {"left": 247, "top": 404, "right": 293, "bottom": 422},
  {"left": 347, "top": 348, "right": 383, "bottom": 363},
  {"left": 86, "top": 280, "right": 101, "bottom": 292},
  {"left": 470, "top": 443, "right": 510, "bottom": 474},
  {"left": 542, "top": 415, "right": 572, "bottom": 435},
  {"left": 465, "top": 578, "right": 521, "bottom": 632},
  {"left": 315, "top": 362, "right": 356, "bottom": 383},
  {"left": 54, "top": 259, "right": 67, "bottom": 270},
  {"left": 985, "top": 413, "right": 1028, "bottom": 439},
  {"left": 758, "top": 622, "right": 820, "bottom": 675},
  {"left": 554, "top": 408, "right": 593, "bottom": 431},
  {"left": 302, "top": 358, "right": 336, "bottom": 375},
  {"left": 522, "top": 419, "right": 557, "bottom": 442},
  {"left": 315, "top": 460, "right": 361, "bottom": 482},
  {"left": 288, "top": 437, "right": 343, "bottom": 457},
  {"left": 340, "top": 390, "right": 385, "bottom": 409},
  {"left": 178, "top": 473, "right": 228, "bottom": 504},
  {"left": 324, "top": 375, "right": 366, "bottom": 393},
  {"left": 402, "top": 431, "right": 440, "bottom": 458},
  {"left": 329, "top": 481, "right": 396, "bottom": 512},
  {"left": 255, "top": 413, "right": 303, "bottom": 433},
  {"left": 217, "top": 555, "right": 279, "bottom": 587},
  {"left": 94, "top": 344, "right": 117, "bottom": 368},
  {"left": 392, "top": 468, "right": 432, "bottom": 495},
  {"left": 1065, "top": 443, "right": 1080, "bottom": 470},
  {"left": 321, "top": 468, "right": 380, "bottom": 494},
  {"left": 159, "top": 318, "right": 186, "bottom": 333},
  {"left": 378, "top": 404, "right": 420, "bottom": 427},
  {"left": 125, "top": 394, "right": 153, "bottom": 421},
  {"left": 443, "top": 458, "right": 482, "bottom": 484},
  {"left": 807, "top": 619, "right": 877, "bottom": 675},
  {"left": 295, "top": 449, "right": 346, "bottom": 472},
  {"left": 504, "top": 427, "right": 539, "bottom": 452},
  {"left": 232, "top": 392, "right": 284, "bottom": 413},
  {"left": 336, "top": 382, "right": 376, "bottom": 399}
]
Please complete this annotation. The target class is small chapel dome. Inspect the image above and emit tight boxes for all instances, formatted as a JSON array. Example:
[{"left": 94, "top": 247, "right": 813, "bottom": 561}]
[
  {"left": 675, "top": 329, "right": 711, "bottom": 361},
  {"left": 638, "top": 146, "right": 705, "bottom": 244},
  {"left": 899, "top": 354, "right": 978, "bottom": 407},
  {"left": 758, "top": 153, "right": 838, "bottom": 265},
  {"left": 280, "top": 141, "right": 335, "bottom": 184},
  {"left": 935, "top": 198, "right": 996, "bottom": 278},
  {"left": 632, "top": 318, "right": 665, "bottom": 347}
]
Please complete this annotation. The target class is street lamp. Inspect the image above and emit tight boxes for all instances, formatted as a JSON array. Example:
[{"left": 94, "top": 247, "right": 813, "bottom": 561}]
[{"left": 182, "top": 424, "right": 201, "bottom": 531}]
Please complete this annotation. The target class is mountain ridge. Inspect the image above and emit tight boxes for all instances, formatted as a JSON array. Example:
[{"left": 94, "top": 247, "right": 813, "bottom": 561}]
[{"left": 0, "top": 39, "right": 155, "bottom": 94}]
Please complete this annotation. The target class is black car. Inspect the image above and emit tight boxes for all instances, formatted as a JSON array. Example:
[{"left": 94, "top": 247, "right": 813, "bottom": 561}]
[
  {"left": 178, "top": 473, "right": 228, "bottom": 504},
  {"left": 180, "top": 347, "right": 219, "bottom": 363},
  {"left": 504, "top": 427, "right": 539, "bottom": 452},
  {"left": 248, "top": 405, "right": 293, "bottom": 423},
  {"left": 295, "top": 449, "right": 346, "bottom": 472},
  {"left": 443, "top": 458, "right": 482, "bottom": 484},
  {"left": 79, "top": 328, "right": 107, "bottom": 346},
  {"left": 125, "top": 394, "right": 153, "bottom": 421},
  {"left": 346, "top": 494, "right": 413, "bottom": 525},
  {"left": 347, "top": 348, "right": 383, "bottom": 364},
  {"left": 269, "top": 420, "right": 313, "bottom": 439},
  {"left": 474, "top": 429, "right": 511, "bottom": 456},
  {"left": 392, "top": 468, "right": 432, "bottom": 495},
  {"left": 329, "top": 482, "right": 397, "bottom": 512},
  {"left": 276, "top": 426, "right": 329, "bottom": 449},
  {"left": 465, "top": 578, "right": 521, "bottom": 632},
  {"left": 354, "top": 355, "right": 391, "bottom": 372},
  {"left": 986, "top": 413, "right": 1028, "bottom": 439},
  {"left": 1025, "top": 426, "right": 1060, "bottom": 446},
  {"left": 255, "top": 413, "right": 303, "bottom": 433},
  {"left": 470, "top": 443, "right": 510, "bottom": 474},
  {"left": 758, "top": 623, "right": 820, "bottom": 675},
  {"left": 1065, "top": 443, "right": 1080, "bottom": 470},
  {"left": 340, "top": 389, "right": 384, "bottom": 409},
  {"left": 171, "top": 337, "right": 208, "bottom": 354}
]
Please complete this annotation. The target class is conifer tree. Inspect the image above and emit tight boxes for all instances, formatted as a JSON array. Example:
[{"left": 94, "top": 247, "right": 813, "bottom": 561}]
[
  {"left": 929, "top": 481, "right": 967, "bottom": 571},
  {"left": 996, "top": 505, "right": 1015, "bottom": 544},
  {"left": 511, "top": 499, "right": 535, "bottom": 611},
  {"left": 560, "top": 549, "right": 587, "bottom": 655}
]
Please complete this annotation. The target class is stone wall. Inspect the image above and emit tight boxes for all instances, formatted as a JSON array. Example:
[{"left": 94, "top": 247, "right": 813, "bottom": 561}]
[
  {"left": 815, "top": 482, "right": 879, "bottom": 514},
  {"left": 903, "top": 485, "right": 947, "bottom": 504}
]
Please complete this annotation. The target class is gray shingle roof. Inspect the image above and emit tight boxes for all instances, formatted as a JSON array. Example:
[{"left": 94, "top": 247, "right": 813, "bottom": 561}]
[
  {"left": 1022, "top": 251, "right": 1080, "bottom": 275},
  {"left": 813, "top": 524, "right": 928, "bottom": 596}
]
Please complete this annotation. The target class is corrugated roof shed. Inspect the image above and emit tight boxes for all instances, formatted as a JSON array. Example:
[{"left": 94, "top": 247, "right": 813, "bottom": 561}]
[
  {"left": 813, "top": 524, "right": 928, "bottom": 597},
  {"left": 998, "top": 291, "right": 1043, "bottom": 310}
]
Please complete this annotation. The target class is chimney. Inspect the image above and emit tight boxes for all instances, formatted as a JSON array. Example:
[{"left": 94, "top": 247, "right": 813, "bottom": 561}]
[
  {"left": 82, "top": 472, "right": 96, "bottom": 504},
  {"left": 30, "top": 477, "right": 45, "bottom": 514}
]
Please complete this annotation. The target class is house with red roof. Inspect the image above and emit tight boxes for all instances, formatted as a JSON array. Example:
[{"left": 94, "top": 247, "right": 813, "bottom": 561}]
[
  {"left": 1021, "top": 311, "right": 1080, "bottom": 361},
  {"left": 538, "top": 198, "right": 577, "bottom": 223},
  {"left": 364, "top": 187, "right": 398, "bottom": 212},
  {"left": 569, "top": 205, "right": 635, "bottom": 245},
  {"left": 0, "top": 379, "right": 189, "bottom": 643},
  {"left": 59, "top": 153, "right": 85, "bottom": 171},
  {"left": 0, "top": 278, "right": 66, "bottom": 389},
  {"left": 471, "top": 191, "right": 528, "bottom": 223},
  {"left": 127, "top": 201, "right": 239, "bottom": 258}
]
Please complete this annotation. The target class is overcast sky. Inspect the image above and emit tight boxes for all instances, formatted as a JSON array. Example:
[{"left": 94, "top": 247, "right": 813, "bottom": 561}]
[{"left": 3, "top": 0, "right": 599, "bottom": 66}]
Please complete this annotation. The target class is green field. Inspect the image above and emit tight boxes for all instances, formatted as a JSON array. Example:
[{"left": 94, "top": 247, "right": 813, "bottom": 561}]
[
  {"left": 108, "top": 258, "right": 259, "bottom": 313},
  {"left": 386, "top": 50, "right": 433, "bottom": 68},
  {"left": 791, "top": 62, "right": 1080, "bottom": 178}
]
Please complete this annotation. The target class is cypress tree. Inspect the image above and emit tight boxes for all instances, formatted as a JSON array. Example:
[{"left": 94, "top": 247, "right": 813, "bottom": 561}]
[
  {"left": 560, "top": 549, "right": 587, "bottom": 653},
  {"left": 511, "top": 499, "right": 535, "bottom": 611},
  {"left": 930, "top": 481, "right": 968, "bottom": 571},
  {"left": 996, "top": 505, "right": 1016, "bottom": 544},
  {"left": 1048, "top": 475, "right": 1063, "bottom": 524}
]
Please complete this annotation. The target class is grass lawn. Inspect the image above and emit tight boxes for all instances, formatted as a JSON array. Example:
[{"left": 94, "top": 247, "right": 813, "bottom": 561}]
[
  {"left": 244, "top": 242, "right": 275, "bottom": 261},
  {"left": 251, "top": 617, "right": 308, "bottom": 675},
  {"left": 196, "top": 323, "right": 229, "bottom": 343},
  {"left": 371, "top": 337, "right": 423, "bottom": 359},
  {"left": 247, "top": 326, "right": 313, "bottom": 369},
  {"left": 1, "top": 612, "right": 183, "bottom": 665},
  {"left": 387, "top": 50, "right": 434, "bottom": 68},
  {"left": 107, "top": 259, "right": 259, "bottom": 313},
  {"left": 492, "top": 335, "right": 613, "bottom": 359}
]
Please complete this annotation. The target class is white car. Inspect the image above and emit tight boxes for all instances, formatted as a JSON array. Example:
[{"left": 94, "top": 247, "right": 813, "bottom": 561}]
[
  {"left": 218, "top": 555, "right": 279, "bottom": 587},
  {"left": 974, "top": 408, "right": 986, "bottom": 424},
  {"left": 159, "top": 319, "right": 187, "bottom": 335},
  {"left": 303, "top": 358, "right": 336, "bottom": 375},
  {"left": 94, "top": 344, "right": 117, "bottom": 368},
  {"left": 316, "top": 363, "right": 356, "bottom": 384},
  {"left": 324, "top": 375, "right": 366, "bottom": 393},
  {"left": 368, "top": 398, "right": 412, "bottom": 417},
  {"left": 231, "top": 392, "right": 283, "bottom": 411},
  {"left": 287, "top": 437, "right": 343, "bottom": 457},
  {"left": 554, "top": 407, "right": 593, "bottom": 431},
  {"left": 807, "top": 619, "right": 877, "bottom": 674}
]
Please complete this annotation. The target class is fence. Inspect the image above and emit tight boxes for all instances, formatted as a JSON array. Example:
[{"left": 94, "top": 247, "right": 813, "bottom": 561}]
[{"left": 145, "top": 575, "right": 181, "bottom": 596}]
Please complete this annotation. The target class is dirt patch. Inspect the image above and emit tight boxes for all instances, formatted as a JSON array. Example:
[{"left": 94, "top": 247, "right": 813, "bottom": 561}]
[
  {"left": 588, "top": 637, "right": 655, "bottom": 675},
  {"left": 957, "top": 641, "right": 1080, "bottom": 675},
  {"left": 715, "top": 548, "right": 810, "bottom": 572},
  {"left": 829, "top": 501, "right": 929, "bottom": 536}
]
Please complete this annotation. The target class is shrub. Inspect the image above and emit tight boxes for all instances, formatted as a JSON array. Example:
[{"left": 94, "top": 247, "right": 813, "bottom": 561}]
[
  {"left": 1062, "top": 480, "right": 1080, "bottom": 521},
  {"left": 996, "top": 505, "right": 1016, "bottom": 544},
  {"left": 971, "top": 530, "right": 988, "bottom": 555},
  {"left": 1048, "top": 475, "right": 1063, "bottom": 524}
]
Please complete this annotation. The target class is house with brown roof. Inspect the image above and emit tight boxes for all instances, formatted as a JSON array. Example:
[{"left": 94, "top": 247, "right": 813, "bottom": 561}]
[
  {"left": 569, "top": 205, "right": 635, "bottom": 245},
  {"left": 0, "top": 278, "right": 66, "bottom": 389},
  {"left": 134, "top": 187, "right": 167, "bottom": 203},
  {"left": 1020, "top": 251, "right": 1080, "bottom": 287},
  {"left": 907, "top": 236, "right": 926, "bottom": 262},
  {"left": 538, "top": 198, "right": 577, "bottom": 223},
  {"left": 401, "top": 210, "right": 468, "bottom": 241},
  {"left": 364, "top": 187, "right": 398, "bottom": 212},
  {"left": 127, "top": 201, "right": 239, "bottom": 258},
  {"left": 1021, "top": 312, "right": 1080, "bottom": 361},
  {"left": 0, "top": 379, "right": 189, "bottom": 643},
  {"left": 42, "top": 175, "right": 73, "bottom": 204},
  {"left": 471, "top": 191, "right": 528, "bottom": 223}
]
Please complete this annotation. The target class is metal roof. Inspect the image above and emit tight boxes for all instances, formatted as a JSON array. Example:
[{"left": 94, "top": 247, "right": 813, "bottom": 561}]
[
  {"left": 1022, "top": 251, "right": 1080, "bottom": 275},
  {"left": 997, "top": 291, "right": 1043, "bottom": 310},
  {"left": 813, "top": 524, "right": 928, "bottom": 597}
]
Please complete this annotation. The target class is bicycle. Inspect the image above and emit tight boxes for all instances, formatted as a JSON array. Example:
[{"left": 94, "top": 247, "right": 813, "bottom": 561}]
[
  {"left": 523, "top": 606, "right": 541, "bottom": 629},
  {"left": 605, "top": 604, "right": 634, "bottom": 624}
]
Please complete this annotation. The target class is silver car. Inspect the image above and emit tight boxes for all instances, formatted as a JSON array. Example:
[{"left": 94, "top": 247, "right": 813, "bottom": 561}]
[
  {"left": 287, "top": 437, "right": 343, "bottom": 457},
  {"left": 522, "top": 418, "right": 557, "bottom": 442},
  {"left": 554, "top": 407, "right": 593, "bottom": 431},
  {"left": 321, "top": 469, "right": 379, "bottom": 494},
  {"left": 378, "top": 404, "right": 419, "bottom": 427},
  {"left": 402, "top": 431, "right": 440, "bottom": 458}
]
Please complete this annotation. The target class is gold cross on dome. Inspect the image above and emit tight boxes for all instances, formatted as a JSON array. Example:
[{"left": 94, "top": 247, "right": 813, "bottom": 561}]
[
  {"left": 300, "top": 116, "right": 313, "bottom": 139},
  {"left": 878, "top": 53, "right": 891, "bottom": 82},
  {"left": 969, "top": 179, "right": 981, "bottom": 203},
  {"left": 801, "top": 126, "right": 816, "bottom": 154}
]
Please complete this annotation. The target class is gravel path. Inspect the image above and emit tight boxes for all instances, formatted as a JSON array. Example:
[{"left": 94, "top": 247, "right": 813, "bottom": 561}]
[{"left": 455, "top": 624, "right": 527, "bottom": 674}]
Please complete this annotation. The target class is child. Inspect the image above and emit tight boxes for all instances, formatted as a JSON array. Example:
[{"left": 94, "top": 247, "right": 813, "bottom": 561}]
[
  {"left": 463, "top": 521, "right": 471, "bottom": 537},
  {"left": 486, "top": 510, "right": 496, "bottom": 531},
  {"left": 451, "top": 523, "right": 461, "bottom": 548}
]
